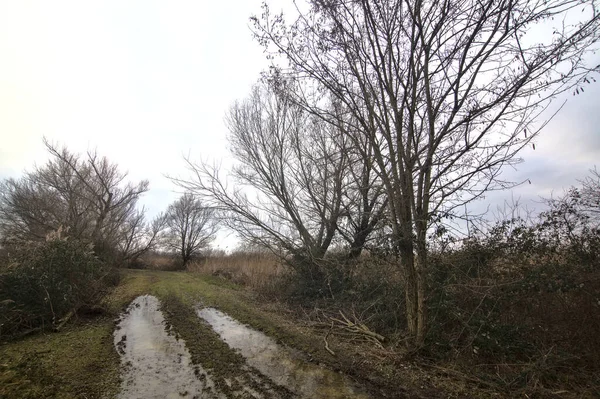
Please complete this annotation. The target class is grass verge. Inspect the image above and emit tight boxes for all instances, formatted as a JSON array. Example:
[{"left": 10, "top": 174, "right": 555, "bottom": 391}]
[{"left": 0, "top": 270, "right": 153, "bottom": 399}]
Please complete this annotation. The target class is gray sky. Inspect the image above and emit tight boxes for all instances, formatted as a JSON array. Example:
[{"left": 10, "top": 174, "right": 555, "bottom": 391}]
[{"left": 1, "top": 1, "right": 599, "bottom": 249}]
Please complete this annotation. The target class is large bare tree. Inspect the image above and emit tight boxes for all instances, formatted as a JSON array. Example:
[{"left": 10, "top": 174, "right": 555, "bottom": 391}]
[
  {"left": 42, "top": 140, "right": 149, "bottom": 249},
  {"left": 173, "top": 83, "right": 351, "bottom": 277},
  {"left": 252, "top": 0, "right": 600, "bottom": 345}
]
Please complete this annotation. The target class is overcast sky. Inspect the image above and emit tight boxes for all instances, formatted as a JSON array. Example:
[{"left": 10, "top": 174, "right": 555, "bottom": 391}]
[{"left": 1, "top": 1, "right": 599, "bottom": 249}]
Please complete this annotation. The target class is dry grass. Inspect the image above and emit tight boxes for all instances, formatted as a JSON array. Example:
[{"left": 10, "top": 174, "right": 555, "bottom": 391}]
[
  {"left": 138, "top": 252, "right": 180, "bottom": 271},
  {"left": 187, "top": 251, "right": 288, "bottom": 290}
]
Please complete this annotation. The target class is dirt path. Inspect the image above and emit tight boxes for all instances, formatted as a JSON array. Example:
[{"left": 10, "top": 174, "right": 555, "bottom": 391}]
[
  {"left": 1, "top": 270, "right": 375, "bottom": 398},
  {"left": 105, "top": 270, "right": 376, "bottom": 398},
  {"left": 114, "top": 295, "right": 218, "bottom": 399},
  {"left": 114, "top": 293, "right": 369, "bottom": 399}
]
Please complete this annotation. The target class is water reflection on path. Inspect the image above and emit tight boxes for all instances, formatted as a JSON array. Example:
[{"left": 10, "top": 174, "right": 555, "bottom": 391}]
[
  {"left": 197, "top": 307, "right": 370, "bottom": 399},
  {"left": 114, "top": 295, "right": 219, "bottom": 399}
]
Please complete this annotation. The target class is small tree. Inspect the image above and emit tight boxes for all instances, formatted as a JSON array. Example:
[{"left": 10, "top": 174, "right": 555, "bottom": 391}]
[{"left": 165, "top": 193, "right": 218, "bottom": 268}]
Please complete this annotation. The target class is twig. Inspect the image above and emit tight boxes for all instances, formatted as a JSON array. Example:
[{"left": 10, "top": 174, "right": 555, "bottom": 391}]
[
  {"left": 54, "top": 308, "right": 77, "bottom": 332},
  {"left": 425, "top": 364, "right": 499, "bottom": 389},
  {"left": 324, "top": 320, "right": 336, "bottom": 356}
]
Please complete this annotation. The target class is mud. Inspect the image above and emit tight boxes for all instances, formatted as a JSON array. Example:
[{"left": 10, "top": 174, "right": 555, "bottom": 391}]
[
  {"left": 114, "top": 295, "right": 221, "bottom": 399},
  {"left": 197, "top": 307, "right": 370, "bottom": 399}
]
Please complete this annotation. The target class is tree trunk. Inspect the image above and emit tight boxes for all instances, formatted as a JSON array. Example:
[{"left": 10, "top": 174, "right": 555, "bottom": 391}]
[
  {"left": 347, "top": 228, "right": 370, "bottom": 259},
  {"left": 398, "top": 228, "right": 427, "bottom": 348},
  {"left": 414, "top": 242, "right": 427, "bottom": 347}
]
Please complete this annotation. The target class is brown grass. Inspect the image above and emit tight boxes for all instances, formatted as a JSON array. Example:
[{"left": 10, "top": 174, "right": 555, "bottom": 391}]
[
  {"left": 137, "top": 252, "right": 180, "bottom": 271},
  {"left": 187, "top": 251, "right": 288, "bottom": 290}
]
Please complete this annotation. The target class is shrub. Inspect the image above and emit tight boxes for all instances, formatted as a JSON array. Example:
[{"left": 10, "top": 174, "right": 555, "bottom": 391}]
[
  {"left": 426, "top": 208, "right": 600, "bottom": 388},
  {"left": 0, "top": 237, "right": 115, "bottom": 338}
]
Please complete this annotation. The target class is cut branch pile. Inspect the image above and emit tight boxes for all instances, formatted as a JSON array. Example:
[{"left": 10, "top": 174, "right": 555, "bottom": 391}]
[
  {"left": 330, "top": 310, "right": 386, "bottom": 348},
  {"left": 316, "top": 309, "right": 386, "bottom": 355}
]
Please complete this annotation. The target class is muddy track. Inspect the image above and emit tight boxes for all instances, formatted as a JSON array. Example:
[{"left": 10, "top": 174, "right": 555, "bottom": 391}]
[
  {"left": 114, "top": 295, "right": 370, "bottom": 399},
  {"left": 114, "top": 295, "right": 211, "bottom": 399}
]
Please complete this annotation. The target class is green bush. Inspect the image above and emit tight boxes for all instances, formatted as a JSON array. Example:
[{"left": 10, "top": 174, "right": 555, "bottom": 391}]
[
  {"left": 0, "top": 237, "right": 115, "bottom": 338},
  {"left": 426, "top": 208, "right": 600, "bottom": 386}
]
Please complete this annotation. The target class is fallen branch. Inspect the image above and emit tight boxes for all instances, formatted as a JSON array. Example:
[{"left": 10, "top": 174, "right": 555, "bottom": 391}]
[
  {"left": 330, "top": 310, "right": 385, "bottom": 348},
  {"left": 53, "top": 308, "right": 77, "bottom": 332},
  {"left": 323, "top": 320, "right": 335, "bottom": 356}
]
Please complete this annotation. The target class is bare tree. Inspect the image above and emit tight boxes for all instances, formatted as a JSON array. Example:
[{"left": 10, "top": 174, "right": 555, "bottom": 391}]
[
  {"left": 252, "top": 0, "right": 600, "bottom": 345},
  {"left": 165, "top": 193, "right": 218, "bottom": 268},
  {"left": 0, "top": 177, "right": 70, "bottom": 242},
  {"left": 117, "top": 208, "right": 168, "bottom": 264},
  {"left": 0, "top": 140, "right": 155, "bottom": 265},
  {"left": 0, "top": 146, "right": 96, "bottom": 242},
  {"left": 579, "top": 167, "right": 600, "bottom": 221},
  {"left": 173, "top": 82, "right": 351, "bottom": 276},
  {"left": 42, "top": 139, "right": 149, "bottom": 249},
  {"left": 336, "top": 118, "right": 389, "bottom": 258}
]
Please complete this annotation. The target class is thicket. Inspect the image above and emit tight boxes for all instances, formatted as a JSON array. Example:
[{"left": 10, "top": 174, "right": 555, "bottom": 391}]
[
  {"left": 426, "top": 209, "right": 599, "bottom": 388},
  {"left": 0, "top": 235, "right": 118, "bottom": 338},
  {"left": 0, "top": 140, "right": 165, "bottom": 268}
]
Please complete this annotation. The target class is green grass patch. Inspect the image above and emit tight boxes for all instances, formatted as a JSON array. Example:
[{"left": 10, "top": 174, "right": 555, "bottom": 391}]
[
  {"left": 0, "top": 269, "right": 153, "bottom": 399},
  {"left": 0, "top": 318, "right": 120, "bottom": 399}
]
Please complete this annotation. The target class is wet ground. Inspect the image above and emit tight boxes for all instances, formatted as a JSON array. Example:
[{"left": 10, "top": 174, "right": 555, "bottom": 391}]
[
  {"left": 198, "top": 307, "right": 370, "bottom": 399},
  {"left": 114, "top": 295, "right": 369, "bottom": 399},
  {"left": 114, "top": 295, "right": 221, "bottom": 399}
]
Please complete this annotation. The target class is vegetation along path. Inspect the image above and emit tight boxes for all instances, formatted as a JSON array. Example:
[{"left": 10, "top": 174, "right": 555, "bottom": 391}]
[{"left": 0, "top": 270, "right": 372, "bottom": 399}]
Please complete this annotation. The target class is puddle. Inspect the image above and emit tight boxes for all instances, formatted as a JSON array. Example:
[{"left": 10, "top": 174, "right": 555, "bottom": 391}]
[
  {"left": 197, "top": 307, "right": 370, "bottom": 399},
  {"left": 114, "top": 295, "right": 221, "bottom": 399}
]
